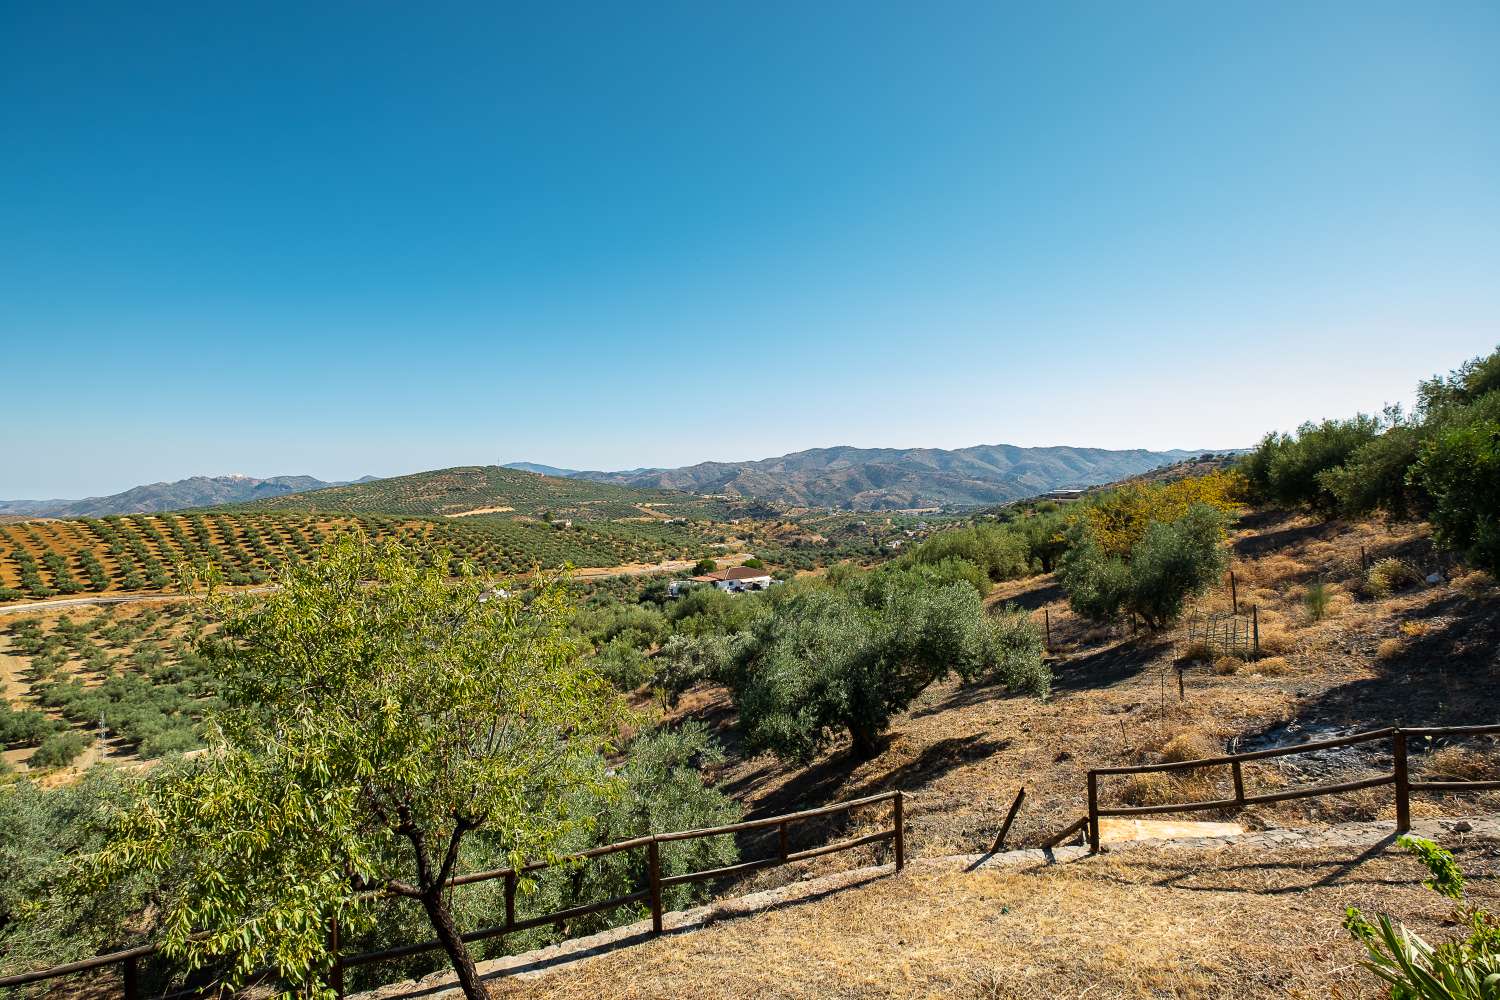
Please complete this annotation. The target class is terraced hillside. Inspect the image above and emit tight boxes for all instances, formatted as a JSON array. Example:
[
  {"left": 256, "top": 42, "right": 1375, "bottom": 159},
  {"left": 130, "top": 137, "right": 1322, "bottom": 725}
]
[
  {"left": 0, "top": 511, "right": 723, "bottom": 603},
  {"left": 234, "top": 465, "right": 737, "bottom": 520}
]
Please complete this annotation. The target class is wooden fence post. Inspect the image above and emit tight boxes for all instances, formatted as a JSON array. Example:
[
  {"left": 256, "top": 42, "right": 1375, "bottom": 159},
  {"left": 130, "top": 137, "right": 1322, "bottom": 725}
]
[
  {"left": 1394, "top": 731, "right": 1411, "bottom": 834},
  {"left": 1087, "top": 772, "right": 1100, "bottom": 853},
  {"left": 1231, "top": 760, "right": 1245, "bottom": 808},
  {"left": 329, "top": 915, "right": 344, "bottom": 999},
  {"left": 991, "top": 787, "right": 1026, "bottom": 853},
  {"left": 1252, "top": 605, "right": 1260, "bottom": 658},
  {"left": 504, "top": 870, "right": 517, "bottom": 930},
  {"left": 1229, "top": 571, "right": 1237, "bottom": 612},
  {"left": 1043, "top": 608, "right": 1052, "bottom": 654},
  {"left": 122, "top": 955, "right": 138, "bottom": 1000},
  {"left": 647, "top": 839, "right": 663, "bottom": 934},
  {"left": 893, "top": 792, "right": 906, "bottom": 871},
  {"left": 778, "top": 821, "right": 789, "bottom": 860}
]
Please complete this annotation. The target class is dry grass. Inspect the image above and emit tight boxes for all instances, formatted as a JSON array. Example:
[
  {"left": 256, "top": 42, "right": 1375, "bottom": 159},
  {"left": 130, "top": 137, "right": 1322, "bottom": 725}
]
[
  {"left": 1247, "top": 656, "right": 1290, "bottom": 676},
  {"left": 1455, "top": 569, "right": 1495, "bottom": 597},
  {"left": 1213, "top": 655, "right": 1243, "bottom": 676},
  {"left": 1366, "top": 558, "right": 1420, "bottom": 599},
  {"left": 1375, "top": 637, "right": 1405, "bottom": 661},
  {"left": 478, "top": 841, "right": 1500, "bottom": 1000},
  {"left": 1422, "top": 746, "right": 1500, "bottom": 782}
]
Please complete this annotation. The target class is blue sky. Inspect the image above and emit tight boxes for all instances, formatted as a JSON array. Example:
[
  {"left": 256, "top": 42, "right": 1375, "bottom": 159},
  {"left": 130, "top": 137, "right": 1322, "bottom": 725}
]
[{"left": 3, "top": 1, "right": 1497, "bottom": 498}]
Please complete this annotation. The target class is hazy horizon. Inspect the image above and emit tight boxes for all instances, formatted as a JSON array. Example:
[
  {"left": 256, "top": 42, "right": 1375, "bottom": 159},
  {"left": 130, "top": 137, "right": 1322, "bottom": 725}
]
[{"left": 4, "top": 3, "right": 1496, "bottom": 497}]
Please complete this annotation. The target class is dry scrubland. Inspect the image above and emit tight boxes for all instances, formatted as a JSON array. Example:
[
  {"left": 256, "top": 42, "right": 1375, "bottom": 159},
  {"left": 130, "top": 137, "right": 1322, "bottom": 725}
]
[{"left": 443, "top": 507, "right": 1500, "bottom": 999}]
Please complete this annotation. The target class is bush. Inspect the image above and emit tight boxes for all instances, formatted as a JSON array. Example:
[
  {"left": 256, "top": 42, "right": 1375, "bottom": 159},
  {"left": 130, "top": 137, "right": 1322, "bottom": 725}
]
[
  {"left": 902, "top": 524, "right": 1029, "bottom": 582},
  {"left": 31, "top": 731, "right": 88, "bottom": 769},
  {"left": 652, "top": 633, "right": 737, "bottom": 705},
  {"left": 1344, "top": 836, "right": 1500, "bottom": 998},
  {"left": 1304, "top": 581, "right": 1333, "bottom": 621},
  {"left": 732, "top": 580, "right": 1047, "bottom": 762},
  {"left": 692, "top": 558, "right": 718, "bottom": 575},
  {"left": 0, "top": 706, "right": 59, "bottom": 747},
  {"left": 1366, "top": 558, "right": 1419, "bottom": 598},
  {"left": 1059, "top": 505, "right": 1229, "bottom": 629},
  {"left": 1411, "top": 395, "right": 1500, "bottom": 576},
  {"left": 1242, "top": 415, "right": 1382, "bottom": 510}
]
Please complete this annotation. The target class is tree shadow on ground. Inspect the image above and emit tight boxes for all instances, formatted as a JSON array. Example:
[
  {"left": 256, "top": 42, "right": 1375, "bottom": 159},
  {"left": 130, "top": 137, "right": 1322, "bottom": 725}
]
[
  {"left": 1233, "top": 517, "right": 1344, "bottom": 559},
  {"left": 1244, "top": 591, "right": 1500, "bottom": 746},
  {"left": 991, "top": 581, "right": 1063, "bottom": 612},
  {"left": 1049, "top": 638, "right": 1175, "bottom": 695}
]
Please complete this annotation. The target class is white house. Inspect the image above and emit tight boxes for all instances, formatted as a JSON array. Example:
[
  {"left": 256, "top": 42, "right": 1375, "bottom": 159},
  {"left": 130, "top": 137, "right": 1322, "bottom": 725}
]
[{"left": 691, "top": 566, "right": 773, "bottom": 592}]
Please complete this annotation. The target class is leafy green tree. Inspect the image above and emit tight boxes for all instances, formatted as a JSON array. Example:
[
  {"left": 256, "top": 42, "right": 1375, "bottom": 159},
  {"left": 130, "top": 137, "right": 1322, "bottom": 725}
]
[
  {"left": 1410, "top": 394, "right": 1500, "bottom": 575},
  {"left": 732, "top": 580, "right": 1047, "bottom": 762},
  {"left": 1059, "top": 505, "right": 1228, "bottom": 629},
  {"left": 1125, "top": 504, "right": 1230, "bottom": 628},
  {"left": 74, "top": 538, "right": 619, "bottom": 1000},
  {"left": 31, "top": 731, "right": 88, "bottom": 769},
  {"left": 1242, "top": 415, "right": 1382, "bottom": 509},
  {"left": 1317, "top": 420, "right": 1428, "bottom": 519},
  {"left": 692, "top": 558, "right": 718, "bottom": 575}
]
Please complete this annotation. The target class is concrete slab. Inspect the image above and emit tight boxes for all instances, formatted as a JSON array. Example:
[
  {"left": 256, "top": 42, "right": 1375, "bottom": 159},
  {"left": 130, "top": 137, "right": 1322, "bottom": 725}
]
[{"left": 1098, "top": 817, "right": 1244, "bottom": 843}]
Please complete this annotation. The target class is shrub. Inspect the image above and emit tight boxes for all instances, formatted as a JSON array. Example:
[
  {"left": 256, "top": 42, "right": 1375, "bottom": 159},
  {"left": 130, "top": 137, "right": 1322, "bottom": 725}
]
[
  {"left": 1304, "top": 581, "right": 1333, "bottom": 621},
  {"left": 1344, "top": 836, "right": 1500, "bottom": 998},
  {"left": 1248, "top": 656, "right": 1290, "bottom": 676},
  {"left": 1410, "top": 393, "right": 1500, "bottom": 575},
  {"left": 1159, "top": 728, "right": 1221, "bottom": 763},
  {"left": 692, "top": 558, "right": 718, "bottom": 575},
  {"left": 1366, "top": 558, "right": 1419, "bottom": 598},
  {"left": 732, "top": 579, "right": 1047, "bottom": 762},
  {"left": 1059, "top": 505, "right": 1229, "bottom": 629},
  {"left": 1375, "top": 637, "right": 1405, "bottom": 661},
  {"left": 1242, "top": 415, "right": 1382, "bottom": 510},
  {"left": 652, "top": 633, "right": 736, "bottom": 705},
  {"left": 31, "top": 731, "right": 88, "bottom": 769},
  {"left": 1212, "top": 656, "right": 1242, "bottom": 675},
  {"left": 741, "top": 557, "right": 765, "bottom": 569}
]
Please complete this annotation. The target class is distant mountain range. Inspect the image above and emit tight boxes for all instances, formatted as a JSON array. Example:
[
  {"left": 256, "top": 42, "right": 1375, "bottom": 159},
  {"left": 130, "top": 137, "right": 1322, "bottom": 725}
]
[
  {"left": 0, "top": 474, "right": 377, "bottom": 519},
  {"left": 505, "top": 443, "right": 1209, "bottom": 510}
]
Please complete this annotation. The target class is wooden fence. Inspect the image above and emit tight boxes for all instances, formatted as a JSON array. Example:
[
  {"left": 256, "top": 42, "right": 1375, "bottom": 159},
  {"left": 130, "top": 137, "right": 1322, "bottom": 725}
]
[
  {"left": 1057, "top": 723, "right": 1500, "bottom": 852},
  {"left": 0, "top": 790, "right": 905, "bottom": 999}
]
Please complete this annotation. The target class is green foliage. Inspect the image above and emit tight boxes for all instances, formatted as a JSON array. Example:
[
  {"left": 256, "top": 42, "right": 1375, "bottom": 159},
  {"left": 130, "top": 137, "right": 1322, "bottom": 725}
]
[
  {"left": 73, "top": 537, "right": 620, "bottom": 998},
  {"left": 1304, "top": 580, "right": 1332, "bottom": 621},
  {"left": 1317, "top": 420, "right": 1428, "bottom": 519},
  {"left": 741, "top": 557, "right": 765, "bottom": 569},
  {"left": 31, "top": 731, "right": 88, "bottom": 769},
  {"left": 0, "top": 771, "right": 162, "bottom": 982},
  {"left": 901, "top": 523, "right": 1029, "bottom": 582},
  {"left": 652, "top": 633, "right": 738, "bottom": 706},
  {"left": 1058, "top": 505, "right": 1229, "bottom": 629},
  {"left": 1367, "top": 558, "right": 1420, "bottom": 599},
  {"left": 1242, "top": 415, "right": 1383, "bottom": 510},
  {"left": 1410, "top": 394, "right": 1500, "bottom": 576},
  {"left": 692, "top": 558, "right": 718, "bottom": 575},
  {"left": 0, "top": 705, "right": 60, "bottom": 747},
  {"left": 731, "top": 578, "right": 1047, "bottom": 762},
  {"left": 1344, "top": 836, "right": 1500, "bottom": 998}
]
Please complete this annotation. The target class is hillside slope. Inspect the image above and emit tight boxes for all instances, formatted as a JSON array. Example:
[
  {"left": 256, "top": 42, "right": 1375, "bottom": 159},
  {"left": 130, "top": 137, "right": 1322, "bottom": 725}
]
[
  {"left": 510, "top": 444, "right": 1201, "bottom": 510},
  {"left": 231, "top": 466, "right": 728, "bottom": 520},
  {"left": 0, "top": 474, "right": 373, "bottom": 518}
]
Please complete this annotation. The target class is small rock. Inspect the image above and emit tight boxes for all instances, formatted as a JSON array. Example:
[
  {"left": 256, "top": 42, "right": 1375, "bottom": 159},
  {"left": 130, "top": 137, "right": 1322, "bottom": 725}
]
[{"left": 1427, "top": 572, "right": 1443, "bottom": 584}]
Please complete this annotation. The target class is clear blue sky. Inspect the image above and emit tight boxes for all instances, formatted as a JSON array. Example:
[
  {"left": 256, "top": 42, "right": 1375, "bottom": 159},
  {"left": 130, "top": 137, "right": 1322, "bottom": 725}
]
[{"left": 3, "top": 1, "right": 1497, "bottom": 498}]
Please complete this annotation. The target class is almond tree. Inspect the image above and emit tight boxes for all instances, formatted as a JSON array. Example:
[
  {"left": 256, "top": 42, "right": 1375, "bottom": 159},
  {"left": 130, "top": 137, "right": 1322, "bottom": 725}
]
[{"left": 77, "top": 537, "right": 618, "bottom": 999}]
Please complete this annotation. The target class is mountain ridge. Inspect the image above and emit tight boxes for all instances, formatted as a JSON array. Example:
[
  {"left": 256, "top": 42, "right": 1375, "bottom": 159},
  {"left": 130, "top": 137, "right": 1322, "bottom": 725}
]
[
  {"left": 505, "top": 442, "right": 1209, "bottom": 510},
  {"left": 0, "top": 474, "right": 377, "bottom": 519}
]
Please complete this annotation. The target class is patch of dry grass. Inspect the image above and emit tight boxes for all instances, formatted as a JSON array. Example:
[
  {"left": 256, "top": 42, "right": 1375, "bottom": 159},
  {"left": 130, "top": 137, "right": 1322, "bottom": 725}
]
[
  {"left": 477, "top": 841, "right": 1500, "bottom": 1000},
  {"left": 1375, "top": 637, "right": 1405, "bottom": 661}
]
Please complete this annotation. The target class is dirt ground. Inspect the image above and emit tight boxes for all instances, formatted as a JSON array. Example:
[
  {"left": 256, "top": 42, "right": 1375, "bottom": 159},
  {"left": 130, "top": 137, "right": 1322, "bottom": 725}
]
[{"left": 479, "top": 831, "right": 1500, "bottom": 1000}]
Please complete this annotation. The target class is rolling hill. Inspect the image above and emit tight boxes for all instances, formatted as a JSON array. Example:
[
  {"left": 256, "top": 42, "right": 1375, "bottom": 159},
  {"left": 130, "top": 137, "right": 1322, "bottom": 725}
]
[
  {"left": 507, "top": 443, "right": 1204, "bottom": 510},
  {"left": 230, "top": 465, "right": 737, "bottom": 521},
  {"left": 0, "top": 474, "right": 375, "bottom": 519}
]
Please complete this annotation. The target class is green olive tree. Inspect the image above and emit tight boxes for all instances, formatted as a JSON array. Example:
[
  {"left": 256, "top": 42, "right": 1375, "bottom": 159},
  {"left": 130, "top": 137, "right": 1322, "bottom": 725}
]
[{"left": 75, "top": 537, "right": 619, "bottom": 1000}]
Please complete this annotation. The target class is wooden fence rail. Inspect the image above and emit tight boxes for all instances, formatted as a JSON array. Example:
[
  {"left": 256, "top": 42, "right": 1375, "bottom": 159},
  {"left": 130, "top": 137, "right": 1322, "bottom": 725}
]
[
  {"left": 0, "top": 790, "right": 906, "bottom": 999},
  {"left": 1081, "top": 723, "right": 1500, "bottom": 853}
]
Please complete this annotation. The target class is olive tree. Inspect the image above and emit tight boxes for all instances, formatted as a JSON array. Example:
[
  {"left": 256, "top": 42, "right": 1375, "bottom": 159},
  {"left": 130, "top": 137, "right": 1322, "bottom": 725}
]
[{"left": 76, "top": 538, "right": 619, "bottom": 1000}]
